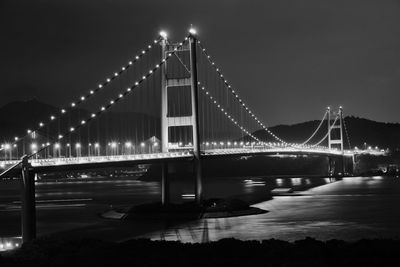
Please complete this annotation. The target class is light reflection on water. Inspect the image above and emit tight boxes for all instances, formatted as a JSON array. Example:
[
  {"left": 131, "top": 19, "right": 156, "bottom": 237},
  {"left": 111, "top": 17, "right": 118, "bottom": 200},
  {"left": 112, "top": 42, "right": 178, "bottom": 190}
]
[
  {"left": 141, "top": 176, "right": 400, "bottom": 242},
  {"left": 0, "top": 237, "right": 21, "bottom": 252},
  {"left": 1, "top": 175, "right": 399, "bottom": 244}
]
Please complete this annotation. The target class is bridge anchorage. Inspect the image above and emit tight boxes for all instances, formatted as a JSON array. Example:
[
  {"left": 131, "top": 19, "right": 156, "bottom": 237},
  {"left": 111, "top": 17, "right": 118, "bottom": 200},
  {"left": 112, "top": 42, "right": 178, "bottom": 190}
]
[{"left": 0, "top": 27, "right": 385, "bottom": 243}]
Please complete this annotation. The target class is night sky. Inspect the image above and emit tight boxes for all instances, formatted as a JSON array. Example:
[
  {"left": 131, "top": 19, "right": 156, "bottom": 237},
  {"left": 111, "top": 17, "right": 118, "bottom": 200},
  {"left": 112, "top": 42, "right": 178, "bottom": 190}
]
[{"left": 1, "top": 0, "right": 399, "bottom": 125}]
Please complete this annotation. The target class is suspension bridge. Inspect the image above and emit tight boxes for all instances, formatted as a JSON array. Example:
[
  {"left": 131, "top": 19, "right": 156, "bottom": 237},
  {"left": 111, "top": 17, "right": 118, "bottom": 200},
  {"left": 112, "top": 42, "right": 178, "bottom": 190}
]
[{"left": 0, "top": 28, "right": 385, "bottom": 242}]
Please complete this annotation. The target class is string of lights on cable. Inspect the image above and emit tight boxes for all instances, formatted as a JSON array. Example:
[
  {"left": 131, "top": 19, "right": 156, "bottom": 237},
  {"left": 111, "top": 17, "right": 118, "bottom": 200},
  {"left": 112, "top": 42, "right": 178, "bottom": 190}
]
[
  {"left": 198, "top": 81, "right": 269, "bottom": 147},
  {"left": 0, "top": 36, "right": 164, "bottom": 153},
  {"left": 27, "top": 36, "right": 189, "bottom": 158},
  {"left": 197, "top": 40, "right": 334, "bottom": 150},
  {"left": 196, "top": 41, "right": 294, "bottom": 146}
]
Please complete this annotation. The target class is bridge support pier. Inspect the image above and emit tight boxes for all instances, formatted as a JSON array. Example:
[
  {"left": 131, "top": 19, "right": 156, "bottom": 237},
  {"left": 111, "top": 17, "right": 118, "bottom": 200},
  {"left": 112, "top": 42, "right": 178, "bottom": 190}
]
[
  {"left": 21, "top": 156, "right": 36, "bottom": 243},
  {"left": 161, "top": 162, "right": 170, "bottom": 206},
  {"left": 327, "top": 156, "right": 334, "bottom": 176},
  {"left": 351, "top": 154, "right": 357, "bottom": 175},
  {"left": 341, "top": 156, "right": 346, "bottom": 177}
]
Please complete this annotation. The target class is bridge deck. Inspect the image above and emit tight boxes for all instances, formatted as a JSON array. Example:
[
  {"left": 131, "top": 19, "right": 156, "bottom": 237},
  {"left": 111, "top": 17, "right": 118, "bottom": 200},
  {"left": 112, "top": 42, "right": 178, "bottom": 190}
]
[{"left": 0, "top": 148, "right": 385, "bottom": 178}]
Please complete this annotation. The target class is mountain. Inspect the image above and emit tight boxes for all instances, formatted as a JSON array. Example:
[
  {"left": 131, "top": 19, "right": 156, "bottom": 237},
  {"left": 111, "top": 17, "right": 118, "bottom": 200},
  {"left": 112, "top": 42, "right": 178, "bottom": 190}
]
[
  {"left": 261, "top": 116, "right": 400, "bottom": 150},
  {"left": 0, "top": 100, "right": 399, "bottom": 150}
]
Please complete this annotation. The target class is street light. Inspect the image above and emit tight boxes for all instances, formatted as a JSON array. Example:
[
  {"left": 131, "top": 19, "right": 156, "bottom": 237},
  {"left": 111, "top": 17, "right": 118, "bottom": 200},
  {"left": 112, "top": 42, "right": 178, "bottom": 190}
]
[
  {"left": 75, "top": 143, "right": 81, "bottom": 157},
  {"left": 54, "top": 143, "right": 61, "bottom": 158},
  {"left": 66, "top": 143, "right": 71, "bottom": 157},
  {"left": 94, "top": 143, "right": 100, "bottom": 156},
  {"left": 125, "top": 142, "right": 132, "bottom": 155},
  {"left": 3, "top": 143, "right": 11, "bottom": 160}
]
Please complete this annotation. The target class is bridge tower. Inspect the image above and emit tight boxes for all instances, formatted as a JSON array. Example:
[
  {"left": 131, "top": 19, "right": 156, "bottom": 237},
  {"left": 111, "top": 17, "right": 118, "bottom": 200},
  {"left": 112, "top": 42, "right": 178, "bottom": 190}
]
[
  {"left": 327, "top": 106, "right": 344, "bottom": 152},
  {"left": 160, "top": 29, "right": 202, "bottom": 204},
  {"left": 327, "top": 106, "right": 345, "bottom": 176}
]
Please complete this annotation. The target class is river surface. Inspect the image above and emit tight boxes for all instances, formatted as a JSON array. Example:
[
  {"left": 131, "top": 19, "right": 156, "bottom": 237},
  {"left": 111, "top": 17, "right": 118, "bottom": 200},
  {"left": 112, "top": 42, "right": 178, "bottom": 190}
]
[{"left": 1, "top": 175, "right": 400, "bottom": 250}]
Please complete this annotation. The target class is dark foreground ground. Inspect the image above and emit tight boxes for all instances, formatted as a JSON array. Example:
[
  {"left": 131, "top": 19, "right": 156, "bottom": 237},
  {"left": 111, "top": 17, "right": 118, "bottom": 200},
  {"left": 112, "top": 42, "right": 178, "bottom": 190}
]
[{"left": 1, "top": 237, "right": 399, "bottom": 267}]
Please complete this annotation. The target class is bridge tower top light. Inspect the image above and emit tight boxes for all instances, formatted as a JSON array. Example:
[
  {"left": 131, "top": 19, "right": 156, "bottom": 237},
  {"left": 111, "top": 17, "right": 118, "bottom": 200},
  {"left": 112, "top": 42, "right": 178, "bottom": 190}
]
[
  {"left": 189, "top": 27, "right": 197, "bottom": 36},
  {"left": 159, "top": 30, "right": 168, "bottom": 40}
]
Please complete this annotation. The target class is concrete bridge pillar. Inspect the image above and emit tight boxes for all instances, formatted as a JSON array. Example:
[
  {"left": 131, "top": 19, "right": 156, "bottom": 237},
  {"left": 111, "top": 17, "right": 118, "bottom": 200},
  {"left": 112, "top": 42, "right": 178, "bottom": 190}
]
[{"left": 21, "top": 155, "right": 36, "bottom": 243}]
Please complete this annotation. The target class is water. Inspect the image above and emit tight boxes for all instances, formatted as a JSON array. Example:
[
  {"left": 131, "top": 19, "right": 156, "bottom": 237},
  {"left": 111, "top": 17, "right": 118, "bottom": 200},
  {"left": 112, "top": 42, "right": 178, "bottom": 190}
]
[
  {"left": 143, "top": 176, "right": 400, "bottom": 242},
  {"left": 1, "top": 175, "right": 400, "bottom": 249}
]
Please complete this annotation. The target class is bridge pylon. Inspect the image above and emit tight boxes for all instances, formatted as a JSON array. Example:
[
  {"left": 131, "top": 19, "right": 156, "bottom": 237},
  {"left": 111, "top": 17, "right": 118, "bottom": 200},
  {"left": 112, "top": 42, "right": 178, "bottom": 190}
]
[
  {"left": 160, "top": 29, "right": 202, "bottom": 204},
  {"left": 328, "top": 106, "right": 344, "bottom": 153},
  {"left": 327, "top": 106, "right": 346, "bottom": 176}
]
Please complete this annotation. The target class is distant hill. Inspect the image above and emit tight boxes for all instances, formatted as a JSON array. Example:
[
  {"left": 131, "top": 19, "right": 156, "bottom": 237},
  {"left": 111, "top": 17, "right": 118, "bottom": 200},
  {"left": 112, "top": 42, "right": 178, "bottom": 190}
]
[
  {"left": 0, "top": 100, "right": 399, "bottom": 150},
  {"left": 262, "top": 117, "right": 400, "bottom": 150}
]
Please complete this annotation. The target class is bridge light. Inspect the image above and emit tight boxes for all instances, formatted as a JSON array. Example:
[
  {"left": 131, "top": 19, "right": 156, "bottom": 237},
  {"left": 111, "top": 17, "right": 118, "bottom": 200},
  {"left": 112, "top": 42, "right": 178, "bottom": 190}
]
[
  {"left": 107, "top": 78, "right": 111, "bottom": 82},
  {"left": 61, "top": 109, "right": 66, "bottom": 114},
  {"left": 111, "top": 142, "right": 117, "bottom": 148},
  {"left": 70, "top": 127, "right": 75, "bottom": 132},
  {"left": 50, "top": 116, "right": 55, "bottom": 120},
  {"left": 81, "top": 96, "right": 85, "bottom": 101},
  {"left": 75, "top": 143, "right": 81, "bottom": 148},
  {"left": 54, "top": 143, "right": 60, "bottom": 149},
  {"left": 94, "top": 143, "right": 99, "bottom": 148},
  {"left": 58, "top": 135, "right": 63, "bottom": 139},
  {"left": 90, "top": 90, "right": 94, "bottom": 94},
  {"left": 189, "top": 28, "right": 197, "bottom": 35},
  {"left": 39, "top": 122, "right": 44, "bottom": 127},
  {"left": 159, "top": 30, "right": 168, "bottom": 39},
  {"left": 71, "top": 102, "right": 76, "bottom": 107},
  {"left": 125, "top": 142, "right": 132, "bottom": 148},
  {"left": 30, "top": 143, "right": 37, "bottom": 151},
  {"left": 4, "top": 143, "right": 11, "bottom": 150},
  {"left": 140, "top": 142, "right": 145, "bottom": 147},
  {"left": 153, "top": 142, "right": 158, "bottom": 147},
  {"left": 14, "top": 137, "right": 18, "bottom": 141}
]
